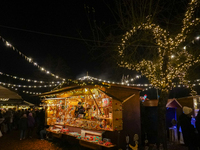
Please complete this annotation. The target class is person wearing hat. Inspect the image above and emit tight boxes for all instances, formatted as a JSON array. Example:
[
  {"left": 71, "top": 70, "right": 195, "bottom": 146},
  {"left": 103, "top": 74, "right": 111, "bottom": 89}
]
[{"left": 179, "top": 106, "right": 198, "bottom": 150}]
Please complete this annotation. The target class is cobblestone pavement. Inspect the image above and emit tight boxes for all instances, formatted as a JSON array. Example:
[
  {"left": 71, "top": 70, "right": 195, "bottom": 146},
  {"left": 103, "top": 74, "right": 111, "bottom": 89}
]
[
  {"left": 0, "top": 130, "right": 189, "bottom": 150},
  {"left": 0, "top": 130, "right": 84, "bottom": 150}
]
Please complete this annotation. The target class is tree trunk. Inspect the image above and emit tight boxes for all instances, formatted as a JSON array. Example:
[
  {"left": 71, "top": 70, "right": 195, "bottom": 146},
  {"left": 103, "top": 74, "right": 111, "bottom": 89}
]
[{"left": 157, "top": 90, "right": 169, "bottom": 150}]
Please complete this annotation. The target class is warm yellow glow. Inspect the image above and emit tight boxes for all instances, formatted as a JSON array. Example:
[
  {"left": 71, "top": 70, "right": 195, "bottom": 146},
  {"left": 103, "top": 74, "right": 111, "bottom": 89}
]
[{"left": 117, "top": 0, "right": 200, "bottom": 92}]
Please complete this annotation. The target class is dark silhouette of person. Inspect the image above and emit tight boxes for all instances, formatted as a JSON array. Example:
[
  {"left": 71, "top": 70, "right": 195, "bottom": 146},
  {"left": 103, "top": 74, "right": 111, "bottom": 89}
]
[
  {"left": 179, "top": 106, "right": 198, "bottom": 150},
  {"left": 195, "top": 110, "right": 200, "bottom": 147}
]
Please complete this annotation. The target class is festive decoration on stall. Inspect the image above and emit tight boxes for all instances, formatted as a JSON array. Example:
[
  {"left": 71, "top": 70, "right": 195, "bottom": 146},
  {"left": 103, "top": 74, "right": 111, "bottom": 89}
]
[
  {"left": 117, "top": 0, "right": 200, "bottom": 92},
  {"left": 140, "top": 94, "right": 149, "bottom": 102}
]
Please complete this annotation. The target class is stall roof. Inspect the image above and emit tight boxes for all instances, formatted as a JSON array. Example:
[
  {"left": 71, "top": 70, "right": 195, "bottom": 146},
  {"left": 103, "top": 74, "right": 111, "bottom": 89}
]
[
  {"left": 20, "top": 101, "right": 34, "bottom": 106},
  {"left": 177, "top": 95, "right": 200, "bottom": 99},
  {"left": 142, "top": 99, "right": 182, "bottom": 108},
  {"left": 39, "top": 83, "right": 143, "bottom": 102},
  {"left": 0, "top": 86, "right": 22, "bottom": 100}
]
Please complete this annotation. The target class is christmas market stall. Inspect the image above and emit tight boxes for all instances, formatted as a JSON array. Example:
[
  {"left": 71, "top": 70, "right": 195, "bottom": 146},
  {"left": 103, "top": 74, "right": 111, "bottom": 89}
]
[
  {"left": 39, "top": 81, "right": 142, "bottom": 149},
  {"left": 177, "top": 95, "right": 200, "bottom": 116},
  {"left": 18, "top": 100, "right": 35, "bottom": 110},
  {"left": 141, "top": 98, "right": 182, "bottom": 144}
]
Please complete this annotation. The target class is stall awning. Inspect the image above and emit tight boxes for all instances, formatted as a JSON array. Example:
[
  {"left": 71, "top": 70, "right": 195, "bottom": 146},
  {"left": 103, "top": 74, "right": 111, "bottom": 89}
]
[
  {"left": 0, "top": 86, "right": 22, "bottom": 100},
  {"left": 0, "top": 86, "right": 23, "bottom": 105}
]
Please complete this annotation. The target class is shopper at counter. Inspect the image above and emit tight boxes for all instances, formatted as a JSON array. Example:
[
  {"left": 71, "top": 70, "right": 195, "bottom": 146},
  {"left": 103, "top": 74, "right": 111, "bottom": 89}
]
[{"left": 40, "top": 125, "right": 49, "bottom": 140}]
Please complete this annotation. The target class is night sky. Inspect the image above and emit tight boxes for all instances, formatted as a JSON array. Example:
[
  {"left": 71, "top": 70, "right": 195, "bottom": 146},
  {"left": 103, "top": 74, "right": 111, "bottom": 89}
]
[
  {"left": 0, "top": 1, "right": 125, "bottom": 103},
  {"left": 0, "top": 1, "right": 117, "bottom": 79},
  {"left": 0, "top": 1, "right": 199, "bottom": 103}
]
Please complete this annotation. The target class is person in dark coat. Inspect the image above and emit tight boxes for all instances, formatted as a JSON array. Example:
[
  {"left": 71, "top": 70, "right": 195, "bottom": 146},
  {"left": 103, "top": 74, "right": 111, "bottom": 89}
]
[
  {"left": 19, "top": 114, "right": 28, "bottom": 140},
  {"left": 27, "top": 113, "right": 35, "bottom": 138},
  {"left": 195, "top": 110, "right": 200, "bottom": 146},
  {"left": 179, "top": 106, "right": 198, "bottom": 150}
]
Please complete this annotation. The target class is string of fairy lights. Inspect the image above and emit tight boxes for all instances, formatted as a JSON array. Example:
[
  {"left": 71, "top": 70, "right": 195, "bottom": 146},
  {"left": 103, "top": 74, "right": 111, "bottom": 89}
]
[
  {"left": 0, "top": 71, "right": 62, "bottom": 84},
  {"left": 0, "top": 36, "right": 67, "bottom": 81},
  {"left": 78, "top": 75, "right": 200, "bottom": 90},
  {"left": 0, "top": 81, "right": 58, "bottom": 88},
  {"left": 22, "top": 91, "right": 42, "bottom": 95},
  {"left": 118, "top": 0, "right": 200, "bottom": 92},
  {"left": 0, "top": 32, "right": 69, "bottom": 95}
]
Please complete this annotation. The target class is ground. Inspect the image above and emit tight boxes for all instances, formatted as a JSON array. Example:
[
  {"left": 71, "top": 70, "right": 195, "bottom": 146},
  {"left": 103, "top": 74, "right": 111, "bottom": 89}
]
[
  {"left": 0, "top": 130, "right": 85, "bottom": 150},
  {"left": 0, "top": 130, "right": 188, "bottom": 150}
]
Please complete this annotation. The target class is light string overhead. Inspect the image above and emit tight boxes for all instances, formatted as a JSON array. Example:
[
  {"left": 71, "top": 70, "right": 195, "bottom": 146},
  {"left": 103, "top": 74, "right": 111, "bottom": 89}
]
[
  {"left": 0, "top": 81, "right": 58, "bottom": 88},
  {"left": 0, "top": 71, "right": 62, "bottom": 84},
  {"left": 78, "top": 75, "right": 151, "bottom": 87},
  {"left": 22, "top": 90, "right": 42, "bottom": 95},
  {"left": 0, "top": 36, "right": 67, "bottom": 81}
]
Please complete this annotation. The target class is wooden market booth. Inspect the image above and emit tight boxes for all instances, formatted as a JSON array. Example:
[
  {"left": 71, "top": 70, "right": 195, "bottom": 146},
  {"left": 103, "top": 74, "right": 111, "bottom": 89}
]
[
  {"left": 39, "top": 82, "right": 142, "bottom": 150},
  {"left": 176, "top": 95, "right": 200, "bottom": 116},
  {"left": 141, "top": 99, "right": 182, "bottom": 144}
]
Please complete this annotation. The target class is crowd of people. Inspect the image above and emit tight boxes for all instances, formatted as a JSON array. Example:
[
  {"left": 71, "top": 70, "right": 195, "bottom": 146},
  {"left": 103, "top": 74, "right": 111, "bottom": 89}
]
[{"left": 0, "top": 108, "right": 47, "bottom": 140}]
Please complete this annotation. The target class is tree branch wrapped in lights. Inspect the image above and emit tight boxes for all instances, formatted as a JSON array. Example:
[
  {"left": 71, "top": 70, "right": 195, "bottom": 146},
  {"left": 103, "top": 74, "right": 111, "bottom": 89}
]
[{"left": 117, "top": 0, "right": 200, "bottom": 149}]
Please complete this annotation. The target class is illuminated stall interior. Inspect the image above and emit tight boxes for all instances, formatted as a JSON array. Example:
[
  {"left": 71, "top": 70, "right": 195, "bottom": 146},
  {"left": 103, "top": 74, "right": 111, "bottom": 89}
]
[{"left": 43, "top": 86, "right": 122, "bottom": 131}]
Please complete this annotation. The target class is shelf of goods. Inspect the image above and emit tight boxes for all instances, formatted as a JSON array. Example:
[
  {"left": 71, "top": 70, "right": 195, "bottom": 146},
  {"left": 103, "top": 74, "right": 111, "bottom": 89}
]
[
  {"left": 44, "top": 87, "right": 122, "bottom": 148},
  {"left": 46, "top": 123, "right": 115, "bottom": 148}
]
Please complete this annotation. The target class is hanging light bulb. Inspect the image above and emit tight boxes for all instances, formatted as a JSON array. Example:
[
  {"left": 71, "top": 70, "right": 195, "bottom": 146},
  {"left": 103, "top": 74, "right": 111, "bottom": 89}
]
[
  {"left": 171, "top": 55, "right": 175, "bottom": 58},
  {"left": 6, "top": 41, "right": 11, "bottom": 46}
]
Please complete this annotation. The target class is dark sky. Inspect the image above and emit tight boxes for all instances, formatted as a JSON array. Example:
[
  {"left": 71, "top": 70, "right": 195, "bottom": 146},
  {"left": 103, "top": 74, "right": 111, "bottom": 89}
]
[
  {"left": 0, "top": 1, "right": 199, "bottom": 103},
  {"left": 0, "top": 1, "right": 117, "bottom": 80},
  {"left": 0, "top": 1, "right": 122, "bottom": 103}
]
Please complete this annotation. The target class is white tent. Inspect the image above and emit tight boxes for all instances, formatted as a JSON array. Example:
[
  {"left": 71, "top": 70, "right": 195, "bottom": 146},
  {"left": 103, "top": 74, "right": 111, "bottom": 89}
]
[
  {"left": 0, "top": 86, "right": 22, "bottom": 100},
  {"left": 0, "top": 86, "right": 23, "bottom": 105}
]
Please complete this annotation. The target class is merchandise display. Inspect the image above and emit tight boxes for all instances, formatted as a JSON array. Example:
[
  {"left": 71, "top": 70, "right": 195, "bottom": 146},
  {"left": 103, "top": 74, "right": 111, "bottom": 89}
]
[
  {"left": 47, "top": 125, "right": 114, "bottom": 147},
  {"left": 44, "top": 87, "right": 122, "bottom": 148},
  {"left": 45, "top": 88, "right": 123, "bottom": 131}
]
